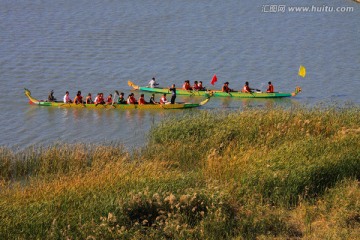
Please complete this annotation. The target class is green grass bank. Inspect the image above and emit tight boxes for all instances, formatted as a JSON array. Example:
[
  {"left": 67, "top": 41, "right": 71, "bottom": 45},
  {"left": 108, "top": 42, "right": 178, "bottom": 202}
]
[{"left": 1, "top": 106, "right": 360, "bottom": 239}]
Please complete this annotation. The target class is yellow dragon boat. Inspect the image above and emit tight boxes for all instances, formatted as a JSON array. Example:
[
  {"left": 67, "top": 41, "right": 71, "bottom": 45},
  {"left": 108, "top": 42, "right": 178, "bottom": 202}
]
[{"left": 24, "top": 88, "right": 210, "bottom": 110}]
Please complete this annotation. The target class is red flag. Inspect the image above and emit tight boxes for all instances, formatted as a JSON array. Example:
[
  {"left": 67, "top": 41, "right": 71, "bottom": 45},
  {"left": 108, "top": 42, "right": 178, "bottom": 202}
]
[{"left": 211, "top": 74, "right": 217, "bottom": 85}]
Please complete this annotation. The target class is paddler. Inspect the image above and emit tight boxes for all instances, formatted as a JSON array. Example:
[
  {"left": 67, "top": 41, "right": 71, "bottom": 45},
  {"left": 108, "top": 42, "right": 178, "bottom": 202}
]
[
  {"left": 242, "top": 82, "right": 252, "bottom": 93},
  {"left": 73, "top": 91, "right": 83, "bottom": 104},
  {"left": 86, "top": 93, "right": 93, "bottom": 104},
  {"left": 117, "top": 92, "right": 126, "bottom": 104},
  {"left": 222, "top": 82, "right": 233, "bottom": 93},
  {"left": 148, "top": 77, "right": 159, "bottom": 88},
  {"left": 160, "top": 93, "right": 167, "bottom": 104},
  {"left": 48, "top": 90, "right": 56, "bottom": 102},
  {"left": 106, "top": 94, "right": 112, "bottom": 104},
  {"left": 182, "top": 80, "right": 192, "bottom": 90},
  {"left": 266, "top": 81, "right": 274, "bottom": 93},
  {"left": 138, "top": 94, "right": 146, "bottom": 105},
  {"left": 149, "top": 94, "right": 157, "bottom": 104},
  {"left": 63, "top": 91, "right": 72, "bottom": 103},
  {"left": 127, "top": 93, "right": 137, "bottom": 104}
]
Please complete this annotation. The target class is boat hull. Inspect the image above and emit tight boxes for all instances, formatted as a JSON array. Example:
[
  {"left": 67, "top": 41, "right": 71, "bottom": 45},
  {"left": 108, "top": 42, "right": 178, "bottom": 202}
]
[
  {"left": 138, "top": 86, "right": 293, "bottom": 98},
  {"left": 24, "top": 89, "right": 209, "bottom": 109}
]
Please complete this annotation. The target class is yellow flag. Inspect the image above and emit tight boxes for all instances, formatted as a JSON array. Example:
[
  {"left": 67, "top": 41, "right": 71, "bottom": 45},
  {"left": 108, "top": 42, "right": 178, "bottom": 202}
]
[{"left": 298, "top": 65, "right": 306, "bottom": 78}]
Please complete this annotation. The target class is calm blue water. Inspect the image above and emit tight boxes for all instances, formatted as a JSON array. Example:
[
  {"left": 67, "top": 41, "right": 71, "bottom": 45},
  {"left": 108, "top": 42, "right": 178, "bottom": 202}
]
[{"left": 0, "top": 0, "right": 359, "bottom": 149}]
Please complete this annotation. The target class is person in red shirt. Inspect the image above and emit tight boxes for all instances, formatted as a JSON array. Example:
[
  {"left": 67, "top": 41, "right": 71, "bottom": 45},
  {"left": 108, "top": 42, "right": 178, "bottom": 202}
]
[
  {"left": 266, "top": 81, "right": 274, "bottom": 93},
  {"left": 242, "top": 82, "right": 252, "bottom": 93},
  {"left": 160, "top": 94, "right": 167, "bottom": 104},
  {"left": 198, "top": 81, "right": 206, "bottom": 90},
  {"left": 73, "top": 91, "right": 83, "bottom": 104},
  {"left": 94, "top": 93, "right": 105, "bottom": 104},
  {"left": 127, "top": 93, "right": 137, "bottom": 104},
  {"left": 138, "top": 94, "right": 146, "bottom": 105},
  {"left": 182, "top": 80, "right": 192, "bottom": 90},
  {"left": 222, "top": 82, "right": 233, "bottom": 93},
  {"left": 99, "top": 93, "right": 105, "bottom": 104},
  {"left": 193, "top": 81, "right": 200, "bottom": 90},
  {"left": 106, "top": 94, "right": 112, "bottom": 104}
]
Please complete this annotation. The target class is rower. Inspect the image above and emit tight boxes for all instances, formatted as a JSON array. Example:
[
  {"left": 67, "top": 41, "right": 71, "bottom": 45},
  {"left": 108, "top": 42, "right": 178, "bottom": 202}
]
[
  {"left": 149, "top": 94, "right": 157, "bottom": 104},
  {"left": 148, "top": 77, "right": 159, "bottom": 88},
  {"left": 193, "top": 81, "right": 200, "bottom": 90},
  {"left": 222, "top": 82, "right": 233, "bottom": 93},
  {"left": 86, "top": 93, "right": 94, "bottom": 104},
  {"left": 74, "top": 91, "right": 83, "bottom": 104},
  {"left": 63, "top": 91, "right": 72, "bottom": 103},
  {"left": 106, "top": 94, "right": 112, "bottom": 104},
  {"left": 266, "top": 81, "right": 274, "bottom": 93},
  {"left": 242, "top": 82, "right": 252, "bottom": 93},
  {"left": 198, "top": 81, "right": 206, "bottom": 91},
  {"left": 182, "top": 80, "right": 192, "bottom": 90},
  {"left": 117, "top": 92, "right": 126, "bottom": 104},
  {"left": 127, "top": 93, "right": 137, "bottom": 104},
  {"left": 160, "top": 93, "right": 167, "bottom": 104},
  {"left": 138, "top": 94, "right": 146, "bottom": 105},
  {"left": 95, "top": 93, "right": 105, "bottom": 104},
  {"left": 48, "top": 90, "right": 56, "bottom": 102}
]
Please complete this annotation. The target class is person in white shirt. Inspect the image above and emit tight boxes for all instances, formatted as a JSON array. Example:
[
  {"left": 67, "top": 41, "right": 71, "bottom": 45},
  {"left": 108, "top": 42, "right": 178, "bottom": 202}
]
[
  {"left": 63, "top": 91, "right": 72, "bottom": 103},
  {"left": 148, "top": 77, "right": 159, "bottom": 88}
]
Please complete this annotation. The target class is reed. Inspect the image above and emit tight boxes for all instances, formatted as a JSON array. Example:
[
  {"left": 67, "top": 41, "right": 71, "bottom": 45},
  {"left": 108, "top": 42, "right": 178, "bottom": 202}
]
[{"left": 0, "top": 105, "right": 359, "bottom": 239}]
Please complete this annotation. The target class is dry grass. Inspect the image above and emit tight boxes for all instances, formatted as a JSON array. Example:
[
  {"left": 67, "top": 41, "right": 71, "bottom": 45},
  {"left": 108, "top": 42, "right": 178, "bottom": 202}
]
[{"left": 0, "top": 105, "right": 359, "bottom": 239}]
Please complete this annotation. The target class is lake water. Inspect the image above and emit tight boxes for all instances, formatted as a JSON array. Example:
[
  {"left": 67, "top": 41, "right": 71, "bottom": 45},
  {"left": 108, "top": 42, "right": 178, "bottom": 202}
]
[{"left": 1, "top": 0, "right": 359, "bottom": 149}]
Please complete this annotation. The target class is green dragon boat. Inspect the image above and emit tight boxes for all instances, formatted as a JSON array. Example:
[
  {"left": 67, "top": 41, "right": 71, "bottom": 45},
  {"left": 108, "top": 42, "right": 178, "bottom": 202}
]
[
  {"left": 128, "top": 81, "right": 301, "bottom": 98},
  {"left": 24, "top": 88, "right": 210, "bottom": 109}
]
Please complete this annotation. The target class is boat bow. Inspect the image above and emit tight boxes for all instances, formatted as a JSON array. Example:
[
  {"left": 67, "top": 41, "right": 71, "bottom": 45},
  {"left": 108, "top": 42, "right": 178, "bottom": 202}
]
[
  {"left": 24, "top": 88, "right": 40, "bottom": 104},
  {"left": 128, "top": 81, "right": 140, "bottom": 90}
]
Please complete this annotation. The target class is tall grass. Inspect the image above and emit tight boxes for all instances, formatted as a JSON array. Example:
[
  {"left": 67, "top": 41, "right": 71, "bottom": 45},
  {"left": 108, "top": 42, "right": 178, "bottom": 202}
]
[{"left": 0, "top": 106, "right": 359, "bottom": 239}]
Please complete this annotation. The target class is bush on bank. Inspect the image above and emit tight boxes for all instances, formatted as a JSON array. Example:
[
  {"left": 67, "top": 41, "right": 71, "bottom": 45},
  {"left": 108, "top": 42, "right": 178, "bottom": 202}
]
[{"left": 0, "top": 106, "right": 359, "bottom": 239}]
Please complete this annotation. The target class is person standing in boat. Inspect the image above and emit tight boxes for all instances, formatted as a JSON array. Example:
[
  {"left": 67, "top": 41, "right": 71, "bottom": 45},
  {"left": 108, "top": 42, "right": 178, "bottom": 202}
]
[
  {"left": 63, "top": 91, "right": 72, "bottom": 103},
  {"left": 48, "top": 90, "right": 56, "bottom": 102},
  {"left": 169, "top": 84, "right": 176, "bottom": 104},
  {"left": 73, "top": 91, "right": 83, "bottom": 104},
  {"left": 266, "top": 81, "right": 274, "bottom": 93},
  {"left": 160, "top": 93, "right": 167, "bottom": 104},
  {"left": 222, "top": 82, "right": 233, "bottom": 93},
  {"left": 148, "top": 77, "right": 159, "bottom": 88}
]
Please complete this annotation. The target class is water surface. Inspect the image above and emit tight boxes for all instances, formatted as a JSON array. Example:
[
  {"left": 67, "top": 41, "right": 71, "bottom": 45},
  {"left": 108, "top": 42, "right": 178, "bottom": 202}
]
[{"left": 0, "top": 0, "right": 359, "bottom": 148}]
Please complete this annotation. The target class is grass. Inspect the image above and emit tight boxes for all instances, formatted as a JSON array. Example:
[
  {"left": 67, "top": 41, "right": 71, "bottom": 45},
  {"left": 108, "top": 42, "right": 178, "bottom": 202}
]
[{"left": 0, "top": 105, "right": 359, "bottom": 239}]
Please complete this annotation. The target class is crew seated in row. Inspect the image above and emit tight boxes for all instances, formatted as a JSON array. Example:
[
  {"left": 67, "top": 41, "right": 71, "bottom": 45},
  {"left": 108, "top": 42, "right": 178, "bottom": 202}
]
[
  {"left": 182, "top": 80, "right": 206, "bottom": 91},
  {"left": 220, "top": 81, "right": 275, "bottom": 93},
  {"left": 57, "top": 90, "right": 178, "bottom": 105}
]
